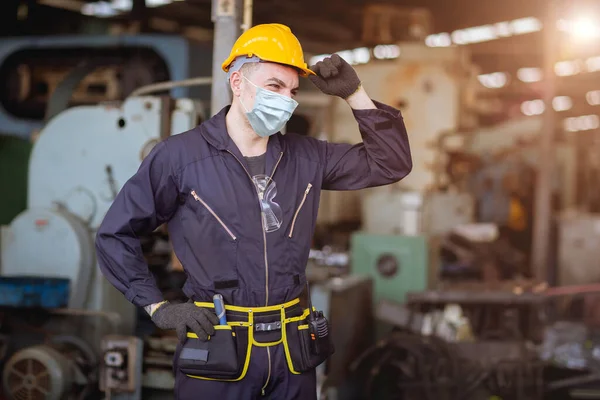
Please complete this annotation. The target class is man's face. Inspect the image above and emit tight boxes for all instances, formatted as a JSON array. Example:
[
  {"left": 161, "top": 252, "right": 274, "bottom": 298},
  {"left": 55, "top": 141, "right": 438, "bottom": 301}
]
[{"left": 233, "top": 62, "right": 300, "bottom": 109}]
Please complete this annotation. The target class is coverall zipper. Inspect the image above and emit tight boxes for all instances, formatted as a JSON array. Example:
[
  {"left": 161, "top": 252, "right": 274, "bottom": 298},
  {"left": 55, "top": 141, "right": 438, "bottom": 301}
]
[
  {"left": 261, "top": 347, "right": 272, "bottom": 396},
  {"left": 190, "top": 190, "right": 237, "bottom": 240},
  {"left": 288, "top": 183, "right": 313, "bottom": 238},
  {"left": 226, "top": 150, "right": 283, "bottom": 306},
  {"left": 226, "top": 150, "right": 282, "bottom": 396}
]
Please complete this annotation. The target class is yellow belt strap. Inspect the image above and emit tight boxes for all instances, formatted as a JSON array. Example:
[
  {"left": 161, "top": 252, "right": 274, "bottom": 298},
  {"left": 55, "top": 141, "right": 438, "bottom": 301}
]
[{"left": 194, "top": 297, "right": 300, "bottom": 313}]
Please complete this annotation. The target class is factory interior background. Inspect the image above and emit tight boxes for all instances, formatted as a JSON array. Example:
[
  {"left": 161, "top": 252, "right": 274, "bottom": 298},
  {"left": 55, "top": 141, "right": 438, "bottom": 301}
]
[{"left": 1, "top": 0, "right": 600, "bottom": 399}]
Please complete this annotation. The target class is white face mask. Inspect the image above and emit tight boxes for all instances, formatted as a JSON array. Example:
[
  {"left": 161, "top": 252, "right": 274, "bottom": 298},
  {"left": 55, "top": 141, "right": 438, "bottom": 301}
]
[{"left": 240, "top": 75, "right": 298, "bottom": 138}]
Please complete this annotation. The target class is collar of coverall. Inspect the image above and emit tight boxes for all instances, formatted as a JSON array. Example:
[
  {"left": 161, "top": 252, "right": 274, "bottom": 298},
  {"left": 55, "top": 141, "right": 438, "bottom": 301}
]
[{"left": 200, "top": 104, "right": 283, "bottom": 155}]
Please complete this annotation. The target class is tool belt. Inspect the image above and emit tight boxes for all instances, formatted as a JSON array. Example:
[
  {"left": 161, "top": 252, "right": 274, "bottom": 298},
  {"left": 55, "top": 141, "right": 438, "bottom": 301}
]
[{"left": 175, "top": 298, "right": 334, "bottom": 381}]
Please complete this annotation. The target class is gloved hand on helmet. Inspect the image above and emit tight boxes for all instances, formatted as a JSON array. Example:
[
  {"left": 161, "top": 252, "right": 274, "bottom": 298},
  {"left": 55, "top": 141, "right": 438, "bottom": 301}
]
[
  {"left": 309, "top": 54, "right": 361, "bottom": 99},
  {"left": 151, "top": 301, "right": 220, "bottom": 342}
]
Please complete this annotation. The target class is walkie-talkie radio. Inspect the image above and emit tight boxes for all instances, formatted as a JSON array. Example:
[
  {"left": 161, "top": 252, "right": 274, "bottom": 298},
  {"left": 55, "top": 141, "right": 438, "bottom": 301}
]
[{"left": 305, "top": 281, "right": 331, "bottom": 356}]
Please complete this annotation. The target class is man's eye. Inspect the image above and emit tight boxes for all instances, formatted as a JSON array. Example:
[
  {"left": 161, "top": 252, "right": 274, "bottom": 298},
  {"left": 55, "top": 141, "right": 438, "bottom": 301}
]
[{"left": 268, "top": 84, "right": 280, "bottom": 89}]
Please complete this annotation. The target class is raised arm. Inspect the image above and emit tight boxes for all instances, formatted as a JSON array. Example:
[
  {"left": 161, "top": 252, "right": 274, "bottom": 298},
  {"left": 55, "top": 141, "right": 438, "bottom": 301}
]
[{"left": 309, "top": 55, "right": 412, "bottom": 190}]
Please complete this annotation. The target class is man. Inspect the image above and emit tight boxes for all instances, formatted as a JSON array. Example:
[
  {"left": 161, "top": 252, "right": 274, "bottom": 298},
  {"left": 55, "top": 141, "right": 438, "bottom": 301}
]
[{"left": 96, "top": 23, "right": 411, "bottom": 399}]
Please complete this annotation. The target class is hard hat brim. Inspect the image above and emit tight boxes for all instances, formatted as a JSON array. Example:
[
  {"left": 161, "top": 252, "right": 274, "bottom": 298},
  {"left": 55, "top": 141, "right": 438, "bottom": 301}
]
[{"left": 222, "top": 55, "right": 315, "bottom": 77}]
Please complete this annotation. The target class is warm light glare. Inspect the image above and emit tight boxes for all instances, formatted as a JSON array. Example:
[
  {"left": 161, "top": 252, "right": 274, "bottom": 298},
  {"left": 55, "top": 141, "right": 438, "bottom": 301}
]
[
  {"left": 310, "top": 45, "right": 399, "bottom": 67},
  {"left": 336, "top": 48, "right": 371, "bottom": 65},
  {"left": 477, "top": 72, "right": 508, "bottom": 88},
  {"left": 555, "top": 60, "right": 581, "bottom": 76},
  {"left": 521, "top": 99, "right": 545, "bottom": 116},
  {"left": 373, "top": 45, "right": 401, "bottom": 60},
  {"left": 517, "top": 68, "right": 543, "bottom": 82},
  {"left": 587, "top": 90, "right": 600, "bottom": 106},
  {"left": 587, "top": 56, "right": 600, "bottom": 72},
  {"left": 564, "top": 115, "right": 600, "bottom": 132},
  {"left": 566, "top": 16, "right": 600, "bottom": 40},
  {"left": 425, "top": 16, "right": 542, "bottom": 47},
  {"left": 425, "top": 33, "right": 452, "bottom": 47},
  {"left": 553, "top": 96, "right": 572, "bottom": 111}
]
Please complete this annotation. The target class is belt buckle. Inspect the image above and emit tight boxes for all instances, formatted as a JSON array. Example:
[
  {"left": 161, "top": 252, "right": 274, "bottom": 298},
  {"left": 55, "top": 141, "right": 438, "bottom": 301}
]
[{"left": 254, "top": 321, "right": 282, "bottom": 332}]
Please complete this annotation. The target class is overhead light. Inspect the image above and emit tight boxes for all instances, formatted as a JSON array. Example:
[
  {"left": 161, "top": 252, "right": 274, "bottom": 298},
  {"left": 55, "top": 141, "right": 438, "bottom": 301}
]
[
  {"left": 511, "top": 17, "right": 543, "bottom": 34},
  {"left": 81, "top": 1, "right": 117, "bottom": 16},
  {"left": 559, "top": 16, "right": 600, "bottom": 40},
  {"left": 516, "top": 55, "right": 600, "bottom": 81},
  {"left": 452, "top": 25, "right": 497, "bottom": 45},
  {"left": 587, "top": 56, "right": 600, "bottom": 72},
  {"left": 81, "top": 0, "right": 174, "bottom": 16},
  {"left": 350, "top": 47, "right": 372, "bottom": 64},
  {"left": 521, "top": 99, "right": 545, "bottom": 116},
  {"left": 587, "top": 90, "right": 600, "bottom": 105},
  {"left": 426, "top": 16, "right": 542, "bottom": 47},
  {"left": 335, "top": 47, "right": 371, "bottom": 65},
  {"left": 373, "top": 45, "right": 401, "bottom": 60},
  {"left": 309, "top": 54, "right": 330, "bottom": 66},
  {"left": 517, "top": 67, "right": 543, "bottom": 82},
  {"left": 424, "top": 33, "right": 452, "bottom": 47},
  {"left": 574, "top": 18, "right": 597, "bottom": 39},
  {"left": 146, "top": 0, "right": 172, "bottom": 7},
  {"left": 309, "top": 45, "right": 388, "bottom": 67},
  {"left": 494, "top": 21, "right": 513, "bottom": 37},
  {"left": 564, "top": 115, "right": 600, "bottom": 132},
  {"left": 111, "top": 0, "right": 131, "bottom": 11},
  {"left": 477, "top": 72, "right": 508, "bottom": 88},
  {"left": 553, "top": 96, "right": 572, "bottom": 111},
  {"left": 555, "top": 60, "right": 581, "bottom": 76}
]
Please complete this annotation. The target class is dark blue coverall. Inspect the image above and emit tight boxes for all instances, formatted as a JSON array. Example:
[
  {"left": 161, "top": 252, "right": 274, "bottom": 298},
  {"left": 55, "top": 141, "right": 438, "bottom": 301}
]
[{"left": 95, "top": 101, "right": 412, "bottom": 399}]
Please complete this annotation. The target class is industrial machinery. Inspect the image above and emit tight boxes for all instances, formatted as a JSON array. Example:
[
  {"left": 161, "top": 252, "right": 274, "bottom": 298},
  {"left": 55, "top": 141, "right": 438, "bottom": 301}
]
[
  {"left": 0, "top": 34, "right": 212, "bottom": 140},
  {"left": 0, "top": 89, "right": 202, "bottom": 399},
  {"left": 2, "top": 335, "right": 98, "bottom": 400},
  {"left": 360, "top": 189, "right": 474, "bottom": 237},
  {"left": 99, "top": 336, "right": 144, "bottom": 400},
  {"left": 311, "top": 42, "right": 480, "bottom": 227},
  {"left": 350, "top": 232, "right": 428, "bottom": 305},
  {"left": 1, "top": 94, "right": 200, "bottom": 324},
  {"left": 557, "top": 211, "right": 600, "bottom": 286}
]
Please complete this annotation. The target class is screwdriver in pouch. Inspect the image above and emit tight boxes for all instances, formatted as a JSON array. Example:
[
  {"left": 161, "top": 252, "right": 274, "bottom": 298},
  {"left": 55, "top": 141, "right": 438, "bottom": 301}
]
[
  {"left": 305, "top": 281, "right": 330, "bottom": 355},
  {"left": 213, "top": 294, "right": 227, "bottom": 325}
]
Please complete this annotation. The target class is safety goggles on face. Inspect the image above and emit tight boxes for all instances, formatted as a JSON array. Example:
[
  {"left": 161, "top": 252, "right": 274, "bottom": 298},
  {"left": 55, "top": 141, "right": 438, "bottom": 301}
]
[{"left": 252, "top": 174, "right": 283, "bottom": 233}]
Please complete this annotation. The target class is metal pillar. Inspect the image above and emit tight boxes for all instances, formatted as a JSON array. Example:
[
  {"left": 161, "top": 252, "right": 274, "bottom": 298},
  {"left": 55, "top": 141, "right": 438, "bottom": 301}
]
[
  {"left": 531, "top": 0, "right": 559, "bottom": 283},
  {"left": 210, "top": 0, "right": 244, "bottom": 116}
]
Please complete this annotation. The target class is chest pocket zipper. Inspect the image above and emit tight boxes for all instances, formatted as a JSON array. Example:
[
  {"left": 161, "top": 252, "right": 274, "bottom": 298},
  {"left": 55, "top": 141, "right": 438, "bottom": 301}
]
[
  {"left": 190, "top": 190, "right": 237, "bottom": 241},
  {"left": 288, "top": 183, "right": 313, "bottom": 238}
]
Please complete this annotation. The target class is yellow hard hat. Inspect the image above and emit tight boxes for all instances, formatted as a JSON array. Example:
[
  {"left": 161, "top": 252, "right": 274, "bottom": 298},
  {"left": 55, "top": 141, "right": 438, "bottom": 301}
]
[{"left": 222, "top": 23, "right": 315, "bottom": 77}]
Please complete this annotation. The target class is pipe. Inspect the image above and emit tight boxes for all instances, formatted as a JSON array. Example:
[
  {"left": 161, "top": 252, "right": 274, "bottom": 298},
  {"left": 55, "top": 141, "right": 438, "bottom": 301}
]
[
  {"left": 530, "top": 0, "right": 560, "bottom": 284},
  {"left": 547, "top": 373, "right": 600, "bottom": 391},
  {"left": 210, "top": 0, "right": 243, "bottom": 116},
  {"left": 49, "top": 308, "right": 122, "bottom": 333},
  {"left": 241, "top": 0, "right": 253, "bottom": 32},
  {"left": 128, "top": 76, "right": 213, "bottom": 98},
  {"left": 543, "top": 283, "right": 600, "bottom": 297}
]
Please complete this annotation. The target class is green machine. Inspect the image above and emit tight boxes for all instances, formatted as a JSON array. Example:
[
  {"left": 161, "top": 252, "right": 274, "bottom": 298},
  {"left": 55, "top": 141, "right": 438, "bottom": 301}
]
[
  {"left": 0, "top": 135, "right": 32, "bottom": 225},
  {"left": 350, "top": 232, "right": 428, "bottom": 305}
]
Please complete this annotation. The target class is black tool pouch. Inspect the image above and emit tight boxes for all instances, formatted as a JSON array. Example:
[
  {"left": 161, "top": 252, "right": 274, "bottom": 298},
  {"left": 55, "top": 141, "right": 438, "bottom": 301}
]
[
  {"left": 283, "top": 310, "right": 335, "bottom": 374},
  {"left": 178, "top": 325, "right": 251, "bottom": 381}
]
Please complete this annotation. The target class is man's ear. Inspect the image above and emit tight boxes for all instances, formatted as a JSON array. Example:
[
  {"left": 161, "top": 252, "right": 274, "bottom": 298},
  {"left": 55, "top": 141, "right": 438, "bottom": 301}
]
[{"left": 230, "top": 71, "right": 243, "bottom": 97}]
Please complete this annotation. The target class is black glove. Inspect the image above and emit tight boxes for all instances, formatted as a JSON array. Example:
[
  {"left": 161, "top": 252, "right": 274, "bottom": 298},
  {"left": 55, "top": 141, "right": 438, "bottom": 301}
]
[
  {"left": 309, "top": 54, "right": 361, "bottom": 99},
  {"left": 151, "top": 301, "right": 220, "bottom": 342}
]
